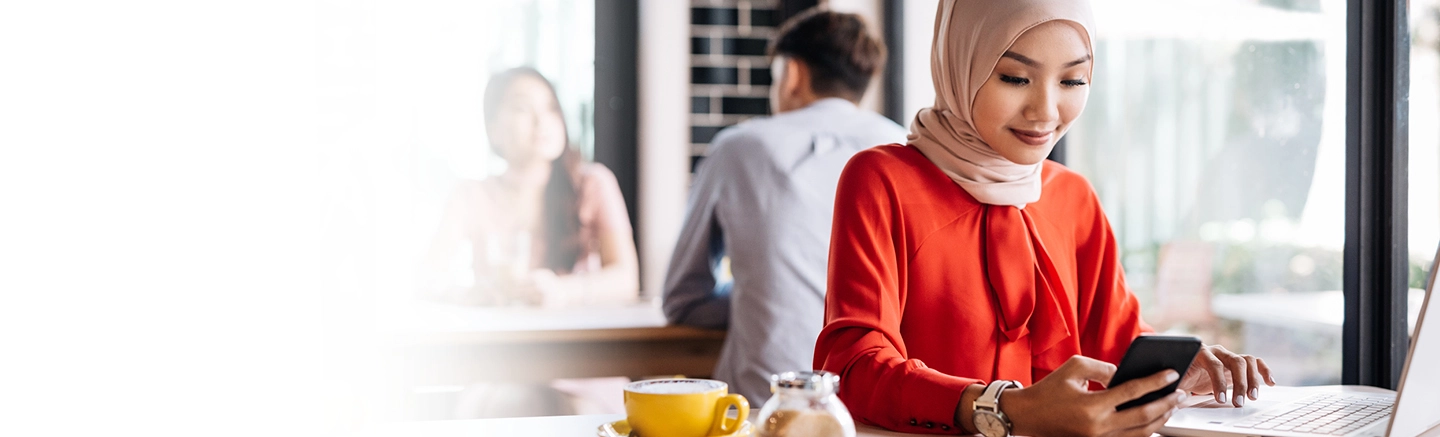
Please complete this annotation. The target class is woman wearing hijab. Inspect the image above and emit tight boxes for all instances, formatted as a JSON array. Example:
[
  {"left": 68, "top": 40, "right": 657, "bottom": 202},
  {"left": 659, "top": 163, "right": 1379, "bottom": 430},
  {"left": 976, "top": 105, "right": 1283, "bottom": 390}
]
[{"left": 813, "top": 1, "right": 1274, "bottom": 435}]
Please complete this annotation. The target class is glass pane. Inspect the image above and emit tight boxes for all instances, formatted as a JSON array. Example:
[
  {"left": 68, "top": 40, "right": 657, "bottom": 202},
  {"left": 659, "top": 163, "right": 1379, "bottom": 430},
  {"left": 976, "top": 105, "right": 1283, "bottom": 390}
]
[
  {"left": 1411, "top": 0, "right": 1439, "bottom": 335},
  {"left": 1067, "top": 0, "right": 1347, "bottom": 385},
  {"left": 364, "top": 0, "right": 600, "bottom": 421},
  {"left": 406, "top": 0, "right": 597, "bottom": 297}
]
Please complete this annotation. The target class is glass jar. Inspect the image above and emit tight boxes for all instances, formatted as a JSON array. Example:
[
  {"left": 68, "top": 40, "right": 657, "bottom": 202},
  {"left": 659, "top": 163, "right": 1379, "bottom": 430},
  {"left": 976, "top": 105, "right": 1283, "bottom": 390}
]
[{"left": 756, "top": 370, "right": 856, "bottom": 437}]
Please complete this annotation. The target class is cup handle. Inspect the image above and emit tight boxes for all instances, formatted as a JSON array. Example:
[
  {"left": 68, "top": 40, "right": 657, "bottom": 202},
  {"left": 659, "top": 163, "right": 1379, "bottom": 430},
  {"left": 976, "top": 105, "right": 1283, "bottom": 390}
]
[{"left": 708, "top": 394, "right": 749, "bottom": 436}]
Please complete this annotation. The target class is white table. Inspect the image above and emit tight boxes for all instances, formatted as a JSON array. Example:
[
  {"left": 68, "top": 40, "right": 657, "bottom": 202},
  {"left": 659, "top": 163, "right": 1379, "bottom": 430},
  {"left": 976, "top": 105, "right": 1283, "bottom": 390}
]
[
  {"left": 368, "top": 398, "right": 1440, "bottom": 437},
  {"left": 368, "top": 412, "right": 937, "bottom": 437}
]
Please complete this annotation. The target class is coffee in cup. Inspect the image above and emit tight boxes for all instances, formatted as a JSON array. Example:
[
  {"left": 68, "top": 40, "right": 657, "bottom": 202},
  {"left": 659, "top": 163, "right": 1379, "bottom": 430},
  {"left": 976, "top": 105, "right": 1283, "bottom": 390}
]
[{"left": 623, "top": 378, "right": 749, "bottom": 437}]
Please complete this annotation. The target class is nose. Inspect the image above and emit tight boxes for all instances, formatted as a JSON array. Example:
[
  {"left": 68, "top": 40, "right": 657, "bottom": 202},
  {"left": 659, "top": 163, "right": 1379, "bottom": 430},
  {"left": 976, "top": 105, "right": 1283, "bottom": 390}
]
[{"left": 1022, "top": 85, "right": 1060, "bottom": 124}]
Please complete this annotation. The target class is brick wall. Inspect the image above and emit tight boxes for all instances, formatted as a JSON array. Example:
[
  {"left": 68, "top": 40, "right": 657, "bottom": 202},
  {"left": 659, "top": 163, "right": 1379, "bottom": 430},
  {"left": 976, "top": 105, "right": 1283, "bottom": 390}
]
[{"left": 689, "top": 0, "right": 782, "bottom": 172}]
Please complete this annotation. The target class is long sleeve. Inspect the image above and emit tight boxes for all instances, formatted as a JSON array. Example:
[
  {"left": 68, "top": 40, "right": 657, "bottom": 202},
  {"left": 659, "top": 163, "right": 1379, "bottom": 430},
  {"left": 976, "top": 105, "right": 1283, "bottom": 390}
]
[
  {"left": 1074, "top": 188, "right": 1151, "bottom": 366},
  {"left": 662, "top": 149, "right": 733, "bottom": 330},
  {"left": 814, "top": 151, "right": 978, "bottom": 434}
]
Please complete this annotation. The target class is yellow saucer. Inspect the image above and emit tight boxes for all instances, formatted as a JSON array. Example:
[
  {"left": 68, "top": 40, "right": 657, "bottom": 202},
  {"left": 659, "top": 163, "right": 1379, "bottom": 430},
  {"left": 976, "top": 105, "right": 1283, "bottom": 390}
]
[{"left": 597, "top": 419, "right": 753, "bottom": 437}]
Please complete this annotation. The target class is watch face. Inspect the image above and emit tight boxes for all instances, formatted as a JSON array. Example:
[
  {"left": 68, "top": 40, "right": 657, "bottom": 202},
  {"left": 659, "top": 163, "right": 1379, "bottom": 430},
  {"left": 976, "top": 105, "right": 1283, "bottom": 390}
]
[{"left": 976, "top": 411, "right": 1005, "bottom": 437}]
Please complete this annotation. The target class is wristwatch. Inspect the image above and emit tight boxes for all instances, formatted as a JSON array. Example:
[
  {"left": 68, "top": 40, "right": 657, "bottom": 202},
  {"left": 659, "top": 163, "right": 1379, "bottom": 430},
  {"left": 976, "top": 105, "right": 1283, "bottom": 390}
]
[{"left": 973, "top": 380, "right": 1022, "bottom": 437}]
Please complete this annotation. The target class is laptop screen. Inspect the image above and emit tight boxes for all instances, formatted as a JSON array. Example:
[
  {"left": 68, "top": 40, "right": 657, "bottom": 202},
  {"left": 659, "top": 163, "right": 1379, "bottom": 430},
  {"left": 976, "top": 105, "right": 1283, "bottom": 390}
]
[{"left": 1388, "top": 245, "right": 1440, "bottom": 437}]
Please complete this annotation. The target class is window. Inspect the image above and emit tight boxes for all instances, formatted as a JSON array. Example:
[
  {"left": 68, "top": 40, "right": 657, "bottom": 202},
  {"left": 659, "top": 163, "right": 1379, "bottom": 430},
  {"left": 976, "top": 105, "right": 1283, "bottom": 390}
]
[
  {"left": 415, "top": 0, "right": 596, "bottom": 185},
  {"left": 1066, "top": 0, "right": 1348, "bottom": 385},
  {"left": 370, "top": 0, "right": 599, "bottom": 299},
  {"left": 1411, "top": 0, "right": 1440, "bottom": 329}
]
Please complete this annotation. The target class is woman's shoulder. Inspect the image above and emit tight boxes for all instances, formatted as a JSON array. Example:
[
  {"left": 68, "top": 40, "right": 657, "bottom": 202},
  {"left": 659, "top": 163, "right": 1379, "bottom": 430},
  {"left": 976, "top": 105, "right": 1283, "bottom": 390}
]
[
  {"left": 574, "top": 162, "right": 628, "bottom": 211},
  {"left": 1040, "top": 160, "right": 1099, "bottom": 199},
  {"left": 840, "top": 144, "right": 979, "bottom": 208},
  {"left": 843, "top": 144, "right": 960, "bottom": 189},
  {"left": 572, "top": 161, "right": 634, "bottom": 231},
  {"left": 1037, "top": 160, "right": 1106, "bottom": 224},
  {"left": 844, "top": 144, "right": 939, "bottom": 176},
  {"left": 575, "top": 161, "right": 620, "bottom": 190}
]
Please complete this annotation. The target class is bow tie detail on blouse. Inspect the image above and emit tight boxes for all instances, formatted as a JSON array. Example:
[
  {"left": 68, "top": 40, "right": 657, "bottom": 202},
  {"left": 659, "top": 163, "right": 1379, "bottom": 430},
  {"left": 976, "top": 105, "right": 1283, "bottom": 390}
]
[{"left": 983, "top": 205, "right": 1079, "bottom": 377}]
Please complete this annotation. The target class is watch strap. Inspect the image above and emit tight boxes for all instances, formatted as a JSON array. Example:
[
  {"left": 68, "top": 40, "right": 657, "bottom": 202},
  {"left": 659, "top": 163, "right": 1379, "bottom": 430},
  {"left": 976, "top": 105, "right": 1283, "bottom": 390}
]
[
  {"left": 974, "top": 380, "right": 1022, "bottom": 437},
  {"left": 976, "top": 379, "right": 1019, "bottom": 412}
]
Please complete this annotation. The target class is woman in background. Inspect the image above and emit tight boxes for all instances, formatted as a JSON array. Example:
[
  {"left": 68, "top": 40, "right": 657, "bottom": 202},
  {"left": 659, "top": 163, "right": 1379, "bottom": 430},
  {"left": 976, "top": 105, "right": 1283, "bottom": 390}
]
[{"left": 425, "top": 67, "right": 638, "bottom": 307}]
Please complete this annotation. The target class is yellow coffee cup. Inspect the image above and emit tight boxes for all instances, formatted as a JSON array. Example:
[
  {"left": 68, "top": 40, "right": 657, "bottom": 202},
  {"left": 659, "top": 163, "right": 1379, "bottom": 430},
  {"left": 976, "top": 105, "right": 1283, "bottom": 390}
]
[{"left": 623, "top": 378, "right": 749, "bottom": 437}]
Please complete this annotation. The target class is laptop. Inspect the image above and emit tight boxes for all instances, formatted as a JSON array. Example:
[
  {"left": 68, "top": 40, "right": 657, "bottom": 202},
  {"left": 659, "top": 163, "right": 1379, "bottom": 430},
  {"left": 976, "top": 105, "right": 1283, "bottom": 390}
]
[{"left": 1161, "top": 244, "right": 1440, "bottom": 437}]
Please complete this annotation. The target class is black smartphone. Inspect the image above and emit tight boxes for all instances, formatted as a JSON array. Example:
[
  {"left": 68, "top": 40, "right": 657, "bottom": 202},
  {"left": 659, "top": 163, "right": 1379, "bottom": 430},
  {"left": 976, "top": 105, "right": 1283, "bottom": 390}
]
[{"left": 1109, "top": 335, "right": 1203, "bottom": 411}]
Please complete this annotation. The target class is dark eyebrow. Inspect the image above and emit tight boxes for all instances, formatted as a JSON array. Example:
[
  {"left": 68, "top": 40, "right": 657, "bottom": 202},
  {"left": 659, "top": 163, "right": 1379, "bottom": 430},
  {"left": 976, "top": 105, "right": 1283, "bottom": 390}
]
[
  {"left": 1063, "top": 54, "right": 1092, "bottom": 68},
  {"left": 1001, "top": 51, "right": 1039, "bottom": 68},
  {"left": 1000, "top": 51, "right": 1092, "bottom": 69}
]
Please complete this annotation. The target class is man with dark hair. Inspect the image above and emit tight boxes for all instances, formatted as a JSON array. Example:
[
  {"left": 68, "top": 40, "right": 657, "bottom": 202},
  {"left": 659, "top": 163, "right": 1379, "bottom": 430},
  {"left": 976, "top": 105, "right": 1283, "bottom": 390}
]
[{"left": 663, "top": 8, "right": 907, "bottom": 405}]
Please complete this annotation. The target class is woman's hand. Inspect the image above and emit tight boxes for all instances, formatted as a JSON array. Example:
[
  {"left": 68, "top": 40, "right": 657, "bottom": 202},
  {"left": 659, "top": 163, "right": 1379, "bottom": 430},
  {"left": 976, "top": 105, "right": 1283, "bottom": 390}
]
[
  {"left": 1178, "top": 345, "right": 1276, "bottom": 407},
  {"left": 1003, "top": 356, "right": 1187, "bottom": 437}
]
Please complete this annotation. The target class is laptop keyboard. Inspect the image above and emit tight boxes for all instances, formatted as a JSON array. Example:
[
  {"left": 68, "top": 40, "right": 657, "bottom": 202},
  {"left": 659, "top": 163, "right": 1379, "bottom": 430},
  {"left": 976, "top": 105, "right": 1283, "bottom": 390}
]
[{"left": 1230, "top": 393, "right": 1394, "bottom": 435}]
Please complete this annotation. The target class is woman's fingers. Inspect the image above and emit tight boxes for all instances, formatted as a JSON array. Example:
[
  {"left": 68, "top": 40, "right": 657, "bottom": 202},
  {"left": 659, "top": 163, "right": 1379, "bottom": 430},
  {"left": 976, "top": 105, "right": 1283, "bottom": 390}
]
[
  {"left": 1129, "top": 401, "right": 1178, "bottom": 437},
  {"left": 1112, "top": 409, "right": 1176, "bottom": 437},
  {"left": 1197, "top": 348, "right": 1229, "bottom": 404},
  {"left": 1060, "top": 355, "right": 1119, "bottom": 387},
  {"left": 1108, "top": 390, "right": 1183, "bottom": 436},
  {"left": 1103, "top": 369, "right": 1179, "bottom": 407},
  {"left": 1244, "top": 355, "right": 1263, "bottom": 400},
  {"left": 1256, "top": 356, "right": 1277, "bottom": 386},
  {"left": 1214, "top": 347, "right": 1248, "bottom": 407}
]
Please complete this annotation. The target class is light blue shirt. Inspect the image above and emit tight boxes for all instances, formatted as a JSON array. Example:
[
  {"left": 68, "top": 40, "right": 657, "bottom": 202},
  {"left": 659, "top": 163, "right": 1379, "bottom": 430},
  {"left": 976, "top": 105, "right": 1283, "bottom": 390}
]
[{"left": 662, "top": 98, "right": 909, "bottom": 405}]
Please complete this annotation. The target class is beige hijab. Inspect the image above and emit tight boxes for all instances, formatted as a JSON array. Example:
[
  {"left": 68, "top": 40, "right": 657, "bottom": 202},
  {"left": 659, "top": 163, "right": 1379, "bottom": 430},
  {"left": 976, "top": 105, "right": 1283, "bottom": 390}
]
[{"left": 908, "top": 0, "right": 1096, "bottom": 208}]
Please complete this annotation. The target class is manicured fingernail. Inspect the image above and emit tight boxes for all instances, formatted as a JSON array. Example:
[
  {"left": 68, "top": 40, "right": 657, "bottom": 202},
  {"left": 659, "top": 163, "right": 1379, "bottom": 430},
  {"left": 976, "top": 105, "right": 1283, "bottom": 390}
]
[
  {"left": 1165, "top": 371, "right": 1179, "bottom": 382},
  {"left": 1218, "top": 391, "right": 1228, "bottom": 404},
  {"left": 1236, "top": 395, "right": 1245, "bottom": 407},
  {"left": 1178, "top": 391, "right": 1189, "bottom": 403},
  {"left": 1250, "top": 387, "right": 1258, "bottom": 399}
]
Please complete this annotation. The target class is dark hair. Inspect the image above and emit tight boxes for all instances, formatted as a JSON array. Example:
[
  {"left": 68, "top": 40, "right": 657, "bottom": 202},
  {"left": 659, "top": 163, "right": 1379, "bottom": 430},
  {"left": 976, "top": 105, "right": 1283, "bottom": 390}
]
[
  {"left": 767, "top": 8, "right": 886, "bottom": 101},
  {"left": 482, "top": 67, "right": 584, "bottom": 273}
]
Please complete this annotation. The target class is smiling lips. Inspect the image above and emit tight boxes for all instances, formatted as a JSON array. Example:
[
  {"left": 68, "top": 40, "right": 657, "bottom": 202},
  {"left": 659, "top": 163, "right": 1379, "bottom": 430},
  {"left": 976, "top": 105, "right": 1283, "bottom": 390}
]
[{"left": 1009, "top": 128, "right": 1053, "bottom": 146}]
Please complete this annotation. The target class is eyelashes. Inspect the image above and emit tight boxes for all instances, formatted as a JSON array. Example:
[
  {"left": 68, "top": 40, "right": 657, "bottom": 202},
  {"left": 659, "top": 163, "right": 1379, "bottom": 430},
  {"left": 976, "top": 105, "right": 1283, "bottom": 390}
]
[{"left": 998, "top": 74, "right": 1088, "bottom": 87}]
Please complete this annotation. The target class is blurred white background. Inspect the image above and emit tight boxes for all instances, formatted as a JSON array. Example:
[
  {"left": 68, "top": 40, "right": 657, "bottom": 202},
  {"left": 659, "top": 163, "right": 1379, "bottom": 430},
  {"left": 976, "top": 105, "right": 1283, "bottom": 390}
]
[{"left": 1, "top": 1, "right": 331, "bottom": 435}]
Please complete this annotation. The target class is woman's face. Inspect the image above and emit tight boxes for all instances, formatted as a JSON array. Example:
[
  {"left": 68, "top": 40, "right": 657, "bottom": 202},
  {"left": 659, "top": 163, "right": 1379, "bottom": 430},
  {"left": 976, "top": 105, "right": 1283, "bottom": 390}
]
[
  {"left": 488, "top": 75, "right": 567, "bottom": 166},
  {"left": 971, "top": 21, "right": 1091, "bottom": 165}
]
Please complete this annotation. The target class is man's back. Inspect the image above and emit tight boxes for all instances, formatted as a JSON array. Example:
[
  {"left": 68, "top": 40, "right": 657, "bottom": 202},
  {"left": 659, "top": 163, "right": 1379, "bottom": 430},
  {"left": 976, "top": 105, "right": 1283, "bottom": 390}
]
[{"left": 663, "top": 98, "right": 908, "bottom": 404}]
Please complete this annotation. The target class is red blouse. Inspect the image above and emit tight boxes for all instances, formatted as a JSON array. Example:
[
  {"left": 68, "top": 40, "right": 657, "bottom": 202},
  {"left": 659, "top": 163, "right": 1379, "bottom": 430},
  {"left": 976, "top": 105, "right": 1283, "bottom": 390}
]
[{"left": 814, "top": 145, "right": 1151, "bottom": 434}]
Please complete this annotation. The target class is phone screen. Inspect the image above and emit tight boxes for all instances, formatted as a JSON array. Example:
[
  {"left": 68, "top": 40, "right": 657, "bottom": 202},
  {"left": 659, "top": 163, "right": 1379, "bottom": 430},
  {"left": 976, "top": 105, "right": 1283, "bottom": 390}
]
[{"left": 1109, "top": 335, "right": 1203, "bottom": 411}]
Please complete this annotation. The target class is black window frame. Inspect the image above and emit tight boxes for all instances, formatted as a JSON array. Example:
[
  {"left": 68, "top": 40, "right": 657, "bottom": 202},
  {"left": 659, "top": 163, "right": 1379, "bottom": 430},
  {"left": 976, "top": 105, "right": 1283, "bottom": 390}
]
[
  {"left": 882, "top": 0, "right": 905, "bottom": 125},
  {"left": 1344, "top": 0, "right": 1410, "bottom": 389},
  {"left": 594, "top": 0, "right": 640, "bottom": 268}
]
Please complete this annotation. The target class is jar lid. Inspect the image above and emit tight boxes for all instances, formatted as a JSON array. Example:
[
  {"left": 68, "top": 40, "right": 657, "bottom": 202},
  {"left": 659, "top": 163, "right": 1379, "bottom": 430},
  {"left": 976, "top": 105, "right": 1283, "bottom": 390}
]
[{"left": 770, "top": 370, "right": 840, "bottom": 394}]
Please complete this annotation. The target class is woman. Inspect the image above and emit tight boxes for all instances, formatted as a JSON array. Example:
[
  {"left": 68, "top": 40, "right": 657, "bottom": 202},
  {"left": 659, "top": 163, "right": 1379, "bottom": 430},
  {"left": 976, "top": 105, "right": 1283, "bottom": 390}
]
[
  {"left": 814, "top": 1, "right": 1274, "bottom": 436},
  {"left": 425, "top": 67, "right": 638, "bottom": 307}
]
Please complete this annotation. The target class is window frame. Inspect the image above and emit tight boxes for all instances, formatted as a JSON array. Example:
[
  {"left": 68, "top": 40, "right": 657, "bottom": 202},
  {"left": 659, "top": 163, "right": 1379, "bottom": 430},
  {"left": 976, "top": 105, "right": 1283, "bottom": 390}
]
[
  {"left": 1343, "top": 0, "right": 1411, "bottom": 389},
  {"left": 883, "top": 0, "right": 906, "bottom": 124},
  {"left": 595, "top": 0, "right": 641, "bottom": 260}
]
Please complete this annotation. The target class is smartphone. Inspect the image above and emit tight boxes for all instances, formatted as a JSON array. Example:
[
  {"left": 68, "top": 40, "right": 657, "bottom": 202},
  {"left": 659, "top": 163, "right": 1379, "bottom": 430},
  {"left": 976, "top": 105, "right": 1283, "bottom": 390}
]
[{"left": 1109, "top": 335, "right": 1202, "bottom": 411}]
